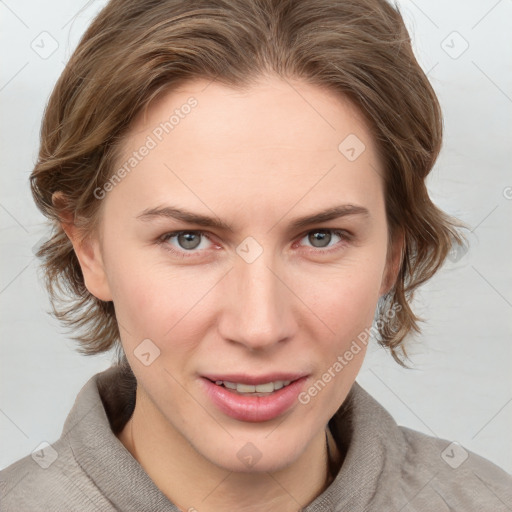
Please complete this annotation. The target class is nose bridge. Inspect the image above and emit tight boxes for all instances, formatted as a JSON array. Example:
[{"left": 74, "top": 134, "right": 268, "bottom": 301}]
[{"left": 219, "top": 246, "right": 293, "bottom": 349}]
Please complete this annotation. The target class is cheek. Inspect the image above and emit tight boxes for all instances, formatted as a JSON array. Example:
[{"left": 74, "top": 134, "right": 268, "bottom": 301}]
[
  {"left": 297, "top": 266, "right": 381, "bottom": 414},
  {"left": 291, "top": 258, "right": 386, "bottom": 411},
  {"left": 105, "top": 250, "right": 219, "bottom": 345},
  {"left": 297, "top": 254, "right": 386, "bottom": 339},
  {"left": 311, "top": 289, "right": 378, "bottom": 373},
  {"left": 106, "top": 259, "right": 161, "bottom": 327}
]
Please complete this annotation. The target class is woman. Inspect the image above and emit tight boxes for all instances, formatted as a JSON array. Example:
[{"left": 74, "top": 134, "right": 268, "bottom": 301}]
[{"left": 1, "top": 0, "right": 511, "bottom": 510}]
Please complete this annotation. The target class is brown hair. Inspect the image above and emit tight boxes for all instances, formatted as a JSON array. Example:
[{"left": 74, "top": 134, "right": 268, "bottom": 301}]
[{"left": 30, "top": 0, "right": 466, "bottom": 366}]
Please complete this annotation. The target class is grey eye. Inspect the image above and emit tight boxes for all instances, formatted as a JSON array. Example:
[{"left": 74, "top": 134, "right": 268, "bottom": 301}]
[
  {"left": 308, "top": 230, "right": 332, "bottom": 248},
  {"left": 177, "top": 232, "right": 202, "bottom": 250}
]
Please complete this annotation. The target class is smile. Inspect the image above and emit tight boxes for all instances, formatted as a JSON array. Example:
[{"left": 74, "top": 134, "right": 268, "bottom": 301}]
[
  {"left": 214, "top": 380, "right": 292, "bottom": 395},
  {"left": 201, "top": 375, "right": 308, "bottom": 422}
]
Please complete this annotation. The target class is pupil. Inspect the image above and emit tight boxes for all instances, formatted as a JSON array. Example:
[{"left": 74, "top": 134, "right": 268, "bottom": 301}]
[
  {"left": 309, "top": 230, "right": 331, "bottom": 248},
  {"left": 178, "top": 232, "right": 201, "bottom": 250}
]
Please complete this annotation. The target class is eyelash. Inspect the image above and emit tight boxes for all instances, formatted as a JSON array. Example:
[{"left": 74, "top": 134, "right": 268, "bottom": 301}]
[{"left": 157, "top": 229, "right": 352, "bottom": 259}]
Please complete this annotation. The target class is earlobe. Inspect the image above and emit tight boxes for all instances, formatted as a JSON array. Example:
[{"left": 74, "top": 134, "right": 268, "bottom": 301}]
[{"left": 56, "top": 196, "right": 113, "bottom": 302}]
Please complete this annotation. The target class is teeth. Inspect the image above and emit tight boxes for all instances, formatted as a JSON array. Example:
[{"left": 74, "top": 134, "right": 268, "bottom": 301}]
[
  {"left": 237, "top": 383, "right": 256, "bottom": 393},
  {"left": 215, "top": 380, "right": 293, "bottom": 393},
  {"left": 255, "top": 382, "right": 274, "bottom": 393}
]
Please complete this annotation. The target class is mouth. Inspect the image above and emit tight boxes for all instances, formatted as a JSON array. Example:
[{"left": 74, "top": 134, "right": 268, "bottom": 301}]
[
  {"left": 201, "top": 373, "right": 308, "bottom": 422},
  {"left": 210, "top": 378, "right": 294, "bottom": 396}
]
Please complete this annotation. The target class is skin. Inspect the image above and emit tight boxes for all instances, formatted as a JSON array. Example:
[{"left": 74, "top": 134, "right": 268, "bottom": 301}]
[{"left": 64, "top": 75, "right": 403, "bottom": 512}]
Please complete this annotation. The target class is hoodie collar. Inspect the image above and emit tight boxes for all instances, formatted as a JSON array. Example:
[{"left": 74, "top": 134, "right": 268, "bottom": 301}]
[{"left": 64, "top": 364, "right": 404, "bottom": 512}]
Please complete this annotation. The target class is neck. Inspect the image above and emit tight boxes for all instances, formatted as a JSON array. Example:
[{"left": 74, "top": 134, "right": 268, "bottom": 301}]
[{"left": 117, "top": 389, "right": 342, "bottom": 512}]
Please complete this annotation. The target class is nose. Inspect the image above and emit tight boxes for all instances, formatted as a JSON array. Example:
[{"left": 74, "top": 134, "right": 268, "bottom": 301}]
[{"left": 217, "top": 252, "right": 296, "bottom": 351}]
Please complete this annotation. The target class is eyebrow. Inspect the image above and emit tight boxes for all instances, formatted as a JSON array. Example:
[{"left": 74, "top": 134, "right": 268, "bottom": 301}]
[{"left": 136, "top": 204, "right": 370, "bottom": 231}]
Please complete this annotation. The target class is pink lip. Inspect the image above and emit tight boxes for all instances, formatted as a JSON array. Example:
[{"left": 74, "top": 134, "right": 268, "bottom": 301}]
[
  {"left": 201, "top": 375, "right": 308, "bottom": 422},
  {"left": 202, "top": 373, "right": 306, "bottom": 385}
]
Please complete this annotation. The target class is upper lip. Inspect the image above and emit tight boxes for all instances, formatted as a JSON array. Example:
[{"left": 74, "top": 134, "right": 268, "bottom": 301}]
[{"left": 203, "top": 373, "right": 308, "bottom": 385}]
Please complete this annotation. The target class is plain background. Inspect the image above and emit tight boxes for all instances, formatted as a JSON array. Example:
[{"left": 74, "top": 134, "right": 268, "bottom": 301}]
[{"left": 1, "top": 0, "right": 511, "bottom": 474}]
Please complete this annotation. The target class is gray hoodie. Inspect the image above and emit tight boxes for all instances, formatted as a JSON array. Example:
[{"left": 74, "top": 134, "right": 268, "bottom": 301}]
[{"left": 1, "top": 364, "right": 511, "bottom": 511}]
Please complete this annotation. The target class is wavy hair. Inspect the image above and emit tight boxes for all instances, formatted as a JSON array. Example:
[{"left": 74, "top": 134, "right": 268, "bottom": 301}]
[{"left": 30, "top": 0, "right": 467, "bottom": 366}]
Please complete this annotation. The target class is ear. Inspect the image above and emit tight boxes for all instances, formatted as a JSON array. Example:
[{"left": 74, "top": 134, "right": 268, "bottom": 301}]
[
  {"left": 55, "top": 193, "right": 113, "bottom": 302},
  {"left": 379, "top": 229, "right": 404, "bottom": 297}
]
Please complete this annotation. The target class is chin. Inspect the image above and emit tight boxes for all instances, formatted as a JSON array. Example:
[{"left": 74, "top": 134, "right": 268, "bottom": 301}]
[{"left": 195, "top": 432, "right": 309, "bottom": 475}]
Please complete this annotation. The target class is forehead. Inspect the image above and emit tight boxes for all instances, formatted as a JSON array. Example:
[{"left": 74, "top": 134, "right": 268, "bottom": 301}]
[
  {"left": 127, "top": 75, "right": 375, "bottom": 155},
  {"left": 108, "top": 76, "right": 384, "bottom": 223}
]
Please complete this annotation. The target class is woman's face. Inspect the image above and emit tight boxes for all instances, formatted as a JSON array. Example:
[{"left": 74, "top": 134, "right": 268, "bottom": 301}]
[{"left": 85, "top": 75, "right": 398, "bottom": 472}]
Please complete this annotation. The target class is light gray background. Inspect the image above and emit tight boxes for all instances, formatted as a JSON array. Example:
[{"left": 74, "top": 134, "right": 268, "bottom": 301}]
[{"left": 1, "top": 0, "right": 511, "bottom": 474}]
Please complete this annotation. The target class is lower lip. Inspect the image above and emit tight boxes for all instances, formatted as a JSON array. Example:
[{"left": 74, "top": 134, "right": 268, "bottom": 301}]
[{"left": 201, "top": 377, "right": 307, "bottom": 422}]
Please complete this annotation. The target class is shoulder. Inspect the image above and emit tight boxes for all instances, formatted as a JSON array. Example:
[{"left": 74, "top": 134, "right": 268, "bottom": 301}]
[
  {"left": 0, "top": 436, "right": 115, "bottom": 512},
  {"left": 342, "top": 382, "right": 512, "bottom": 511},
  {"left": 394, "top": 425, "right": 512, "bottom": 511}
]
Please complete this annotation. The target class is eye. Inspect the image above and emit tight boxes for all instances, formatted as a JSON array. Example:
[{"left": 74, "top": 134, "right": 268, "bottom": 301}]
[
  {"left": 159, "top": 230, "right": 214, "bottom": 254},
  {"left": 158, "top": 228, "right": 351, "bottom": 259},
  {"left": 298, "top": 229, "right": 349, "bottom": 251}
]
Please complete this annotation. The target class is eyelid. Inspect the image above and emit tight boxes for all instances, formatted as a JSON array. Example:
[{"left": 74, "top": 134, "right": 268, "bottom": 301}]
[
  {"left": 158, "top": 227, "right": 352, "bottom": 258},
  {"left": 158, "top": 230, "right": 218, "bottom": 258},
  {"left": 295, "top": 228, "right": 352, "bottom": 251}
]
